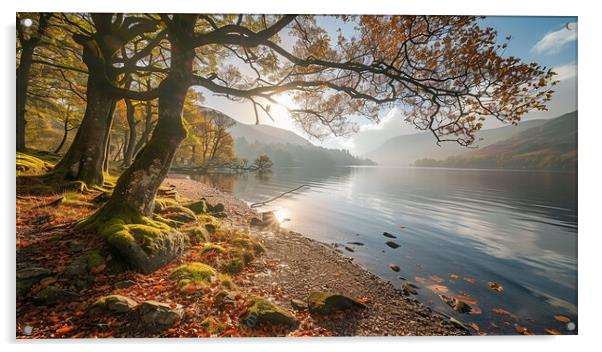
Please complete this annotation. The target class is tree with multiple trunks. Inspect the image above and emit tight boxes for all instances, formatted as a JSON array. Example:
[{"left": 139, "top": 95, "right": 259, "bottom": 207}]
[{"left": 20, "top": 14, "right": 556, "bottom": 272}]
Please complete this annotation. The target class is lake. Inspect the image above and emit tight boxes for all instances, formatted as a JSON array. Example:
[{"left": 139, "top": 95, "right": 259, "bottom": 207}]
[{"left": 191, "top": 166, "right": 577, "bottom": 335}]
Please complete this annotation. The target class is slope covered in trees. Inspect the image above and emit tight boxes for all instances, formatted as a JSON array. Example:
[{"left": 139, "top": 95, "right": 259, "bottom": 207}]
[
  {"left": 414, "top": 111, "right": 577, "bottom": 170},
  {"left": 364, "top": 119, "right": 548, "bottom": 166}
]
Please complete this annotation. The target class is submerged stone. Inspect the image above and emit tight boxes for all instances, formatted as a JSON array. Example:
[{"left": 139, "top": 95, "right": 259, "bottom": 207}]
[
  {"left": 383, "top": 232, "right": 397, "bottom": 239},
  {"left": 385, "top": 241, "right": 400, "bottom": 249}
]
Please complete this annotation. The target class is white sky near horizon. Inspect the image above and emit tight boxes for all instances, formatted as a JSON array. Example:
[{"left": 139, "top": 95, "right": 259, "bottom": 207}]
[{"left": 200, "top": 16, "right": 578, "bottom": 155}]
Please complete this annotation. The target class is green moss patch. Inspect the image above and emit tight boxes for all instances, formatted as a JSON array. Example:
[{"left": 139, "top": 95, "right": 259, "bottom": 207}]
[
  {"left": 184, "top": 226, "right": 210, "bottom": 244},
  {"left": 16, "top": 152, "right": 53, "bottom": 176},
  {"left": 77, "top": 204, "right": 187, "bottom": 274},
  {"left": 241, "top": 296, "right": 298, "bottom": 327},
  {"left": 307, "top": 291, "right": 366, "bottom": 315},
  {"left": 169, "top": 262, "right": 217, "bottom": 288}
]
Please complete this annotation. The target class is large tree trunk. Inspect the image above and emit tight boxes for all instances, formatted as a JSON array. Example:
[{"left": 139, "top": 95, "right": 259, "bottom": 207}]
[
  {"left": 82, "top": 15, "right": 196, "bottom": 274},
  {"left": 50, "top": 71, "right": 116, "bottom": 186},
  {"left": 16, "top": 42, "right": 35, "bottom": 152},
  {"left": 101, "top": 39, "right": 194, "bottom": 217}
]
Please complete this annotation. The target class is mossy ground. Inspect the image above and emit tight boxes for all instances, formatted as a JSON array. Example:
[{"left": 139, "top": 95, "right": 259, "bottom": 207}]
[{"left": 16, "top": 151, "right": 308, "bottom": 338}]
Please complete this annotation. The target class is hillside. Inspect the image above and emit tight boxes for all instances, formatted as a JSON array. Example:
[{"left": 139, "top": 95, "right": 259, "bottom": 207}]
[
  {"left": 200, "top": 107, "right": 374, "bottom": 167},
  {"left": 200, "top": 107, "right": 310, "bottom": 146},
  {"left": 414, "top": 111, "right": 577, "bottom": 170},
  {"left": 363, "top": 118, "right": 548, "bottom": 166}
]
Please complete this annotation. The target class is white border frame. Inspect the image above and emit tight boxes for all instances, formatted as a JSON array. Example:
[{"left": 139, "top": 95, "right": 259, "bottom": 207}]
[{"left": 2, "top": 1, "right": 599, "bottom": 352}]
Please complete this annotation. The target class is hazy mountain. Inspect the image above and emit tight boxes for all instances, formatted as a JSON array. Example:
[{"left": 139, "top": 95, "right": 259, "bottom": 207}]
[
  {"left": 363, "top": 118, "right": 549, "bottom": 166},
  {"left": 414, "top": 111, "right": 577, "bottom": 170},
  {"left": 200, "top": 107, "right": 374, "bottom": 167},
  {"left": 200, "top": 107, "right": 310, "bottom": 146},
  {"left": 235, "top": 138, "right": 375, "bottom": 168}
]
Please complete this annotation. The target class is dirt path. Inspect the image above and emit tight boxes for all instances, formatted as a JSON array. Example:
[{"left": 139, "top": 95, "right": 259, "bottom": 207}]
[{"left": 165, "top": 175, "right": 466, "bottom": 336}]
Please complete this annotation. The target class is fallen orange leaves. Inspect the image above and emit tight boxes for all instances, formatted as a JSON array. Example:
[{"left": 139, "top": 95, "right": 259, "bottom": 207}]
[
  {"left": 554, "top": 315, "right": 571, "bottom": 323},
  {"left": 55, "top": 325, "right": 77, "bottom": 336}
]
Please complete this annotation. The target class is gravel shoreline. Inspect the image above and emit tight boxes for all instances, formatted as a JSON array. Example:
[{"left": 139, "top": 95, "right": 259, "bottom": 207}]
[{"left": 165, "top": 175, "right": 467, "bottom": 336}]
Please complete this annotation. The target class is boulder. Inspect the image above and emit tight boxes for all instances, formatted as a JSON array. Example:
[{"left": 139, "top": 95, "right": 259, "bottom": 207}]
[
  {"left": 402, "top": 282, "right": 419, "bottom": 296},
  {"left": 16, "top": 267, "right": 53, "bottom": 297},
  {"left": 114, "top": 280, "right": 135, "bottom": 289},
  {"left": 290, "top": 298, "right": 308, "bottom": 311},
  {"left": 249, "top": 217, "right": 262, "bottom": 227},
  {"left": 185, "top": 199, "right": 208, "bottom": 214},
  {"left": 139, "top": 300, "right": 183, "bottom": 328},
  {"left": 200, "top": 317, "right": 225, "bottom": 335},
  {"left": 241, "top": 297, "right": 298, "bottom": 327},
  {"left": 214, "top": 290, "right": 236, "bottom": 307},
  {"left": 106, "top": 225, "right": 188, "bottom": 275},
  {"left": 307, "top": 291, "right": 366, "bottom": 315},
  {"left": 209, "top": 203, "right": 225, "bottom": 213},
  {"left": 34, "top": 286, "right": 79, "bottom": 305},
  {"left": 262, "top": 212, "right": 277, "bottom": 224},
  {"left": 439, "top": 295, "right": 472, "bottom": 313},
  {"left": 64, "top": 256, "right": 88, "bottom": 277},
  {"left": 204, "top": 223, "right": 216, "bottom": 234},
  {"left": 162, "top": 206, "right": 197, "bottom": 223},
  {"left": 89, "top": 295, "right": 138, "bottom": 315}
]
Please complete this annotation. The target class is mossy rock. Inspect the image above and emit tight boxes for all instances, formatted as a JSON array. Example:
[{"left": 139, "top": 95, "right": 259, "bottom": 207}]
[
  {"left": 139, "top": 300, "right": 183, "bottom": 328},
  {"left": 153, "top": 198, "right": 180, "bottom": 213},
  {"left": 34, "top": 286, "right": 79, "bottom": 306},
  {"left": 208, "top": 202, "right": 225, "bottom": 213},
  {"left": 217, "top": 273, "right": 235, "bottom": 290},
  {"left": 200, "top": 317, "right": 225, "bottom": 335},
  {"left": 160, "top": 206, "right": 197, "bottom": 224},
  {"left": 169, "top": 262, "right": 217, "bottom": 289},
  {"left": 185, "top": 199, "right": 209, "bottom": 214},
  {"left": 241, "top": 296, "right": 298, "bottom": 327},
  {"left": 214, "top": 290, "right": 237, "bottom": 307},
  {"left": 85, "top": 250, "right": 106, "bottom": 271},
  {"left": 223, "top": 256, "right": 244, "bottom": 274},
  {"left": 89, "top": 295, "right": 138, "bottom": 316},
  {"left": 200, "top": 244, "right": 226, "bottom": 256},
  {"left": 16, "top": 267, "right": 53, "bottom": 298},
  {"left": 79, "top": 208, "right": 188, "bottom": 274},
  {"left": 307, "top": 291, "right": 366, "bottom": 315},
  {"left": 185, "top": 226, "right": 210, "bottom": 244}
]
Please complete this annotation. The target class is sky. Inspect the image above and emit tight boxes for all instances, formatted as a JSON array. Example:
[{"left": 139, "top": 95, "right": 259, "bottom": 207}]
[{"left": 199, "top": 16, "right": 578, "bottom": 155}]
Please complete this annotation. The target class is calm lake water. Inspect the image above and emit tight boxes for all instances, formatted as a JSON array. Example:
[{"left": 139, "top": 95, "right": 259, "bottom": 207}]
[{"left": 191, "top": 166, "right": 577, "bottom": 335}]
